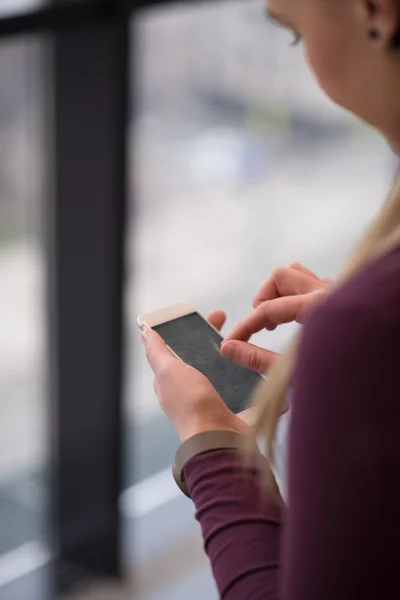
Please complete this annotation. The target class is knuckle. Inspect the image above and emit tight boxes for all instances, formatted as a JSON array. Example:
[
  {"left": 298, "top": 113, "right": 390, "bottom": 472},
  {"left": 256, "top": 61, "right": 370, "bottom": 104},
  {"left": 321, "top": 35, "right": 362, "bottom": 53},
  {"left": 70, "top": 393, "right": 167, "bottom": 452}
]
[
  {"left": 313, "top": 288, "right": 327, "bottom": 298},
  {"left": 247, "top": 348, "right": 261, "bottom": 372},
  {"left": 272, "top": 266, "right": 287, "bottom": 280},
  {"left": 157, "top": 362, "right": 170, "bottom": 380},
  {"left": 289, "top": 302, "right": 298, "bottom": 322},
  {"left": 321, "top": 277, "right": 332, "bottom": 286},
  {"left": 253, "top": 295, "right": 261, "bottom": 309},
  {"left": 260, "top": 299, "right": 272, "bottom": 316},
  {"left": 289, "top": 262, "right": 302, "bottom": 270},
  {"left": 145, "top": 346, "right": 153, "bottom": 363}
]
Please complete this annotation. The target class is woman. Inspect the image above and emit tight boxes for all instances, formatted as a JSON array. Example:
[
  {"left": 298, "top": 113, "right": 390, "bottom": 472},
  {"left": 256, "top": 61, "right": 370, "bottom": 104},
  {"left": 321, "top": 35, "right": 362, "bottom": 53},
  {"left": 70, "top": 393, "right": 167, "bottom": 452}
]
[{"left": 142, "top": 1, "right": 400, "bottom": 598}]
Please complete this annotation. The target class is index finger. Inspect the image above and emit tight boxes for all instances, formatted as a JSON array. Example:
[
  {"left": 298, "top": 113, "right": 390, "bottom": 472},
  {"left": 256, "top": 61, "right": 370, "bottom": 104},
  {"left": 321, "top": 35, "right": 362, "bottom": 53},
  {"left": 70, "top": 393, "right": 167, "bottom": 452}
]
[
  {"left": 225, "top": 304, "right": 276, "bottom": 342},
  {"left": 226, "top": 292, "right": 322, "bottom": 342}
]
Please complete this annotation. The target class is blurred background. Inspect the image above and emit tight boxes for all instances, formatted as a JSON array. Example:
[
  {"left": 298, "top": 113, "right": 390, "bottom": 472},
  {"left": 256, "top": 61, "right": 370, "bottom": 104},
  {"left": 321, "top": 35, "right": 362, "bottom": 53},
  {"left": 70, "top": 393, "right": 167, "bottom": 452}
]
[{"left": 0, "top": 0, "right": 397, "bottom": 599}]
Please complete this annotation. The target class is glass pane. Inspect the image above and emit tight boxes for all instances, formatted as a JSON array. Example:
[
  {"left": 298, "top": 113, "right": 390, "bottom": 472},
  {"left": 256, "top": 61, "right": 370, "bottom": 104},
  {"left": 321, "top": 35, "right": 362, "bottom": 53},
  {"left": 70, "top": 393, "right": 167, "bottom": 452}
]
[
  {"left": 0, "top": 0, "right": 43, "bottom": 18},
  {"left": 124, "top": 0, "right": 396, "bottom": 596},
  {"left": 0, "top": 36, "right": 48, "bottom": 570}
]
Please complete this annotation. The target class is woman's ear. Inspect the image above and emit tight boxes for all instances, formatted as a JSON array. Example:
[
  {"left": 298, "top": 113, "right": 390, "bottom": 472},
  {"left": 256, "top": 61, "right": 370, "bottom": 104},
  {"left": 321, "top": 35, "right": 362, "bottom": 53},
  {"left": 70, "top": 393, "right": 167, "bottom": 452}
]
[{"left": 355, "top": 0, "right": 400, "bottom": 47}]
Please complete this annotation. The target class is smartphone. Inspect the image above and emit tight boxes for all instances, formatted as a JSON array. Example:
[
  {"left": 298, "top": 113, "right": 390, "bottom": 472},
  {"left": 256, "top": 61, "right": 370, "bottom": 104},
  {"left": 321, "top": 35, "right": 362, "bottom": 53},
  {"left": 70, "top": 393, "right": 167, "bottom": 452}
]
[{"left": 137, "top": 302, "right": 263, "bottom": 423}]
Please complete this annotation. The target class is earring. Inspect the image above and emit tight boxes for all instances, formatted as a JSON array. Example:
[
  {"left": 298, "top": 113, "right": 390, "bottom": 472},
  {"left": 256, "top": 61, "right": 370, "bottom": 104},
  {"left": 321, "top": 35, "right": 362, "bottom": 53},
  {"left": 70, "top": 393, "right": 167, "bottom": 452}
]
[{"left": 368, "top": 28, "right": 380, "bottom": 39}]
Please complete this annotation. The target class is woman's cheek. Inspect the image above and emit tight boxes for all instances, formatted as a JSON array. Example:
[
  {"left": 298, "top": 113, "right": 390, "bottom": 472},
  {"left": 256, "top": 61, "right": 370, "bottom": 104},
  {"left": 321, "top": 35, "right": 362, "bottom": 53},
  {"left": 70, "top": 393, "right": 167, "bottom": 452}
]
[{"left": 304, "top": 36, "right": 349, "bottom": 108}]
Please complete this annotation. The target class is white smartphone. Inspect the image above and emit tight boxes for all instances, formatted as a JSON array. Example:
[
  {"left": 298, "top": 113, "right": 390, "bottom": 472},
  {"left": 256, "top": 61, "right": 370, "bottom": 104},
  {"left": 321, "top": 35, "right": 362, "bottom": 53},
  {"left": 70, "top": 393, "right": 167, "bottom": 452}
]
[{"left": 137, "top": 302, "right": 263, "bottom": 424}]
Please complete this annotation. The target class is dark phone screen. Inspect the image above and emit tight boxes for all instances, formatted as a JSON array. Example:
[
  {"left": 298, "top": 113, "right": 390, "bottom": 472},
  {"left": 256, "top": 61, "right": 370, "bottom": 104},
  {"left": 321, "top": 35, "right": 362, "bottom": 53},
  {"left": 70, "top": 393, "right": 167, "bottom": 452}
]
[{"left": 153, "top": 312, "right": 262, "bottom": 414}]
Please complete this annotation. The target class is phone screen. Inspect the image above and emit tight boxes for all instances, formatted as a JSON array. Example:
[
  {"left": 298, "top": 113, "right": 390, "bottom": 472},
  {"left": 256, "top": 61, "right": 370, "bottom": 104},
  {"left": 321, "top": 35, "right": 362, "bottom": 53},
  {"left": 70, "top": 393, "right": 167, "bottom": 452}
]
[{"left": 153, "top": 312, "right": 262, "bottom": 414}]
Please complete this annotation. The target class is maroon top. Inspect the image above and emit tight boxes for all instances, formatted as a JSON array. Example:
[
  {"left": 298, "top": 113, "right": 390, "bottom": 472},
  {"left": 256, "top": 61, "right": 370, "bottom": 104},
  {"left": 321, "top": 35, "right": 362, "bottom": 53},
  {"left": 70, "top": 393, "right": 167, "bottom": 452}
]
[{"left": 184, "top": 245, "right": 400, "bottom": 599}]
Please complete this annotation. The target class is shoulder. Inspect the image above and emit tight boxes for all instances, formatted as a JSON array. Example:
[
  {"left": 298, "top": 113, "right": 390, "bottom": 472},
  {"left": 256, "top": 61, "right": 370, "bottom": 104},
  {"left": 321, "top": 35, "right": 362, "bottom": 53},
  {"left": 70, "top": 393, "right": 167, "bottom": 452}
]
[
  {"left": 303, "top": 244, "right": 400, "bottom": 348},
  {"left": 295, "top": 245, "right": 400, "bottom": 404}
]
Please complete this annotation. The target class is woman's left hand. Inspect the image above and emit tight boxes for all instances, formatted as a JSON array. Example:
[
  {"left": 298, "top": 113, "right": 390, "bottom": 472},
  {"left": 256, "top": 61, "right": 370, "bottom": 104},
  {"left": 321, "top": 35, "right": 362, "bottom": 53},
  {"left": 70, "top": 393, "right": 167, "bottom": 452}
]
[{"left": 142, "top": 310, "right": 249, "bottom": 442}]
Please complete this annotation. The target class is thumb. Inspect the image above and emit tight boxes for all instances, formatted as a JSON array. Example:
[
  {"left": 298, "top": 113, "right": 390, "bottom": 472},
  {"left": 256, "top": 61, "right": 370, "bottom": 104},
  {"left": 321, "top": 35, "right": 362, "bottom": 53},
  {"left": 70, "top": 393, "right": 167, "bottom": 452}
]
[
  {"left": 142, "top": 329, "right": 176, "bottom": 376},
  {"left": 221, "top": 340, "right": 277, "bottom": 374}
]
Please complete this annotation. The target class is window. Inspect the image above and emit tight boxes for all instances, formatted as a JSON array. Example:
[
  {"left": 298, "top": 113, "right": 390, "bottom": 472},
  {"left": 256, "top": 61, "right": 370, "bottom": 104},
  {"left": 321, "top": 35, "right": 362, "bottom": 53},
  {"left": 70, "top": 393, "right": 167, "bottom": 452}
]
[{"left": 0, "top": 37, "right": 48, "bottom": 563}]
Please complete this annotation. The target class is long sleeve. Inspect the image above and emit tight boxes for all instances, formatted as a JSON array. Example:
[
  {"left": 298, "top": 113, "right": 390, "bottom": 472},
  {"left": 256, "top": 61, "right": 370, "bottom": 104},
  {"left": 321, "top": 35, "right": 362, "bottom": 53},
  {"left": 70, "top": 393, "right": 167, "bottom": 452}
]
[
  {"left": 185, "top": 246, "right": 400, "bottom": 599},
  {"left": 185, "top": 449, "right": 284, "bottom": 599}
]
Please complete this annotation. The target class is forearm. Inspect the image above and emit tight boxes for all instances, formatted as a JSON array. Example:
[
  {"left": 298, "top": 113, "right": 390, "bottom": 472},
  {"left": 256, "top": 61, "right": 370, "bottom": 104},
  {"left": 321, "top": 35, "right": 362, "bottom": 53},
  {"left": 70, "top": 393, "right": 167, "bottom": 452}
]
[{"left": 185, "top": 449, "right": 284, "bottom": 599}]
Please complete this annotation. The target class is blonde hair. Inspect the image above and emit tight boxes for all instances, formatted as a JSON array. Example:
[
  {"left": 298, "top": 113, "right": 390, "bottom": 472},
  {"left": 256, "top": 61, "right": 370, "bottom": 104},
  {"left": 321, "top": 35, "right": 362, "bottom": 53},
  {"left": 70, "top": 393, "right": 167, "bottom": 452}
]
[{"left": 253, "top": 174, "right": 400, "bottom": 466}]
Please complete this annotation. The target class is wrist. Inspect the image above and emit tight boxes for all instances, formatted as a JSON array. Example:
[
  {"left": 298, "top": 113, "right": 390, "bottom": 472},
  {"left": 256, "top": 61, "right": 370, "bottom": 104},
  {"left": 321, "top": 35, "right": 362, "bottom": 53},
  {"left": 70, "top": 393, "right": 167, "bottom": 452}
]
[
  {"left": 177, "top": 416, "right": 249, "bottom": 443},
  {"left": 173, "top": 429, "right": 260, "bottom": 498}
]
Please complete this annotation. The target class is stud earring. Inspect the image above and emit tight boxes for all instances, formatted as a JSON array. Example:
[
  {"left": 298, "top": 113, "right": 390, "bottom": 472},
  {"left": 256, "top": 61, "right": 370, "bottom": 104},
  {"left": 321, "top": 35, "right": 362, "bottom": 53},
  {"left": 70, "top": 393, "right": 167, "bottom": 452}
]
[{"left": 368, "top": 28, "right": 380, "bottom": 39}]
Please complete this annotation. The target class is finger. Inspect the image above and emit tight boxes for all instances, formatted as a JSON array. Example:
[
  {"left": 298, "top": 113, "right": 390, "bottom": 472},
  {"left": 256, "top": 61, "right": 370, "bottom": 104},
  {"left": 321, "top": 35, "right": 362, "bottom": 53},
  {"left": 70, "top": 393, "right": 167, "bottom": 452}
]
[
  {"left": 253, "top": 267, "right": 323, "bottom": 309},
  {"left": 153, "top": 377, "right": 159, "bottom": 396},
  {"left": 227, "top": 290, "right": 326, "bottom": 341},
  {"left": 221, "top": 340, "right": 277, "bottom": 374},
  {"left": 289, "top": 263, "right": 319, "bottom": 280},
  {"left": 207, "top": 310, "right": 226, "bottom": 332},
  {"left": 142, "top": 329, "right": 176, "bottom": 377},
  {"left": 268, "top": 290, "right": 327, "bottom": 325},
  {"left": 226, "top": 305, "right": 276, "bottom": 342}
]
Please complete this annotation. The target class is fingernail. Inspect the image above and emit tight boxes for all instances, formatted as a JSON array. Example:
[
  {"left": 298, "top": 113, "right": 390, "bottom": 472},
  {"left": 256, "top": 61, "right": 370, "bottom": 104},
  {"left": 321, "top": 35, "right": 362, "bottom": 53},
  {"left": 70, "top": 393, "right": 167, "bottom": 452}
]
[
  {"left": 221, "top": 342, "right": 236, "bottom": 358},
  {"left": 141, "top": 330, "right": 148, "bottom": 345}
]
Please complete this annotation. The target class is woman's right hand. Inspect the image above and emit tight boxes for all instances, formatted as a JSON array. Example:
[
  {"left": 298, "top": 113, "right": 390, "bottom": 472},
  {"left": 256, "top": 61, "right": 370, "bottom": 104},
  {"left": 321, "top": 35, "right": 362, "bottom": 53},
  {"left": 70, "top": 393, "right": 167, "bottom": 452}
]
[{"left": 220, "top": 263, "right": 331, "bottom": 374}]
